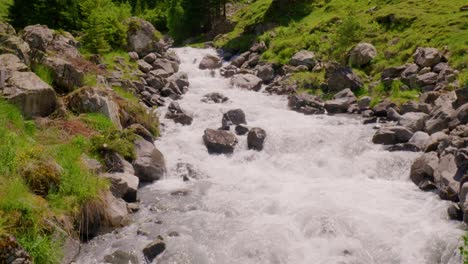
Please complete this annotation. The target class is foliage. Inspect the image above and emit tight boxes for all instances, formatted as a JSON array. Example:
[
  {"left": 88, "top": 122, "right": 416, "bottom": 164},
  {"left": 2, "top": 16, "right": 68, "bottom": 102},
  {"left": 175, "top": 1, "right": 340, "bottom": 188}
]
[
  {"left": 32, "top": 64, "right": 54, "bottom": 86},
  {"left": 461, "top": 234, "right": 468, "bottom": 264},
  {"left": 91, "top": 128, "right": 137, "bottom": 160},
  {"left": 0, "top": 0, "right": 12, "bottom": 21}
]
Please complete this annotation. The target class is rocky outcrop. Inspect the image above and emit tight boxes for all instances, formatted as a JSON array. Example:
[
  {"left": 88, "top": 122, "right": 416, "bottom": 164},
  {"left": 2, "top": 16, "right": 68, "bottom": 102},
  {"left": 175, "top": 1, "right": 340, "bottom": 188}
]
[
  {"left": 0, "top": 22, "right": 30, "bottom": 65},
  {"left": 288, "top": 93, "right": 325, "bottom": 115},
  {"left": 66, "top": 87, "right": 122, "bottom": 129},
  {"left": 203, "top": 129, "right": 238, "bottom": 154},
  {"left": 230, "top": 74, "right": 263, "bottom": 91},
  {"left": 41, "top": 56, "right": 84, "bottom": 92},
  {"left": 125, "top": 17, "right": 163, "bottom": 57},
  {"left": 247, "top": 128, "right": 267, "bottom": 151},
  {"left": 133, "top": 138, "right": 166, "bottom": 182},
  {"left": 348, "top": 43, "right": 377, "bottom": 67},
  {"left": 199, "top": 54, "right": 222, "bottom": 70},
  {"left": 165, "top": 101, "right": 193, "bottom": 126}
]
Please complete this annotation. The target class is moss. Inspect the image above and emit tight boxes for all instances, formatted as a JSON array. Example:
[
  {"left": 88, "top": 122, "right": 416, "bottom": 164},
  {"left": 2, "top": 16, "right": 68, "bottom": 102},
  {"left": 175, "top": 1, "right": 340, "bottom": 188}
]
[{"left": 91, "top": 128, "right": 136, "bottom": 161}]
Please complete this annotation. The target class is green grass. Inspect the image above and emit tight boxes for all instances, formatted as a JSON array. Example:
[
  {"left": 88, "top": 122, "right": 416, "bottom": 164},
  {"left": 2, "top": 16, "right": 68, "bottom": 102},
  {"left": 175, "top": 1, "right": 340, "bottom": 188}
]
[
  {"left": 101, "top": 50, "right": 139, "bottom": 81},
  {"left": 80, "top": 113, "right": 116, "bottom": 133},
  {"left": 113, "top": 86, "right": 139, "bottom": 104},
  {"left": 217, "top": 0, "right": 468, "bottom": 103},
  {"left": 32, "top": 64, "right": 55, "bottom": 86}
]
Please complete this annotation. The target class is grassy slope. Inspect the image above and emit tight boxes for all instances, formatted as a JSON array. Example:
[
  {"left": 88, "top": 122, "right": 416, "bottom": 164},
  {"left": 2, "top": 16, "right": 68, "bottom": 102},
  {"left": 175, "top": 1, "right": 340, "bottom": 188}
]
[{"left": 215, "top": 0, "right": 468, "bottom": 102}]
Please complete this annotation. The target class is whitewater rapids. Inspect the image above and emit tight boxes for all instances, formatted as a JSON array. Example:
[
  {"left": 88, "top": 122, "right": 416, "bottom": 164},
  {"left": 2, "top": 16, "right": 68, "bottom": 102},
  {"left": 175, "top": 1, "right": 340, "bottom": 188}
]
[{"left": 76, "top": 48, "right": 464, "bottom": 264}]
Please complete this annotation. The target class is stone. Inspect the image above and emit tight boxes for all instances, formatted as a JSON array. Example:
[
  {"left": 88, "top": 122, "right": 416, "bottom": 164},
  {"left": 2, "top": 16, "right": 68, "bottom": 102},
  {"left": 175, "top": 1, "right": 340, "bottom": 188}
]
[
  {"left": 453, "top": 86, "right": 468, "bottom": 109},
  {"left": 424, "top": 131, "right": 449, "bottom": 152},
  {"left": 410, "top": 152, "right": 439, "bottom": 190},
  {"left": 381, "top": 65, "right": 406, "bottom": 80},
  {"left": 125, "top": 17, "right": 162, "bottom": 57},
  {"left": 0, "top": 53, "right": 28, "bottom": 72},
  {"left": 250, "top": 41, "right": 267, "bottom": 53},
  {"left": 143, "top": 236, "right": 166, "bottom": 262},
  {"left": 222, "top": 109, "right": 247, "bottom": 128},
  {"left": 203, "top": 129, "right": 238, "bottom": 154},
  {"left": 397, "top": 112, "right": 428, "bottom": 132},
  {"left": 400, "top": 101, "right": 431, "bottom": 114},
  {"left": 288, "top": 93, "right": 325, "bottom": 115},
  {"left": 199, "top": 54, "right": 222, "bottom": 70},
  {"left": 420, "top": 91, "right": 440, "bottom": 105},
  {"left": 128, "top": 51, "right": 139, "bottom": 61},
  {"left": 455, "top": 103, "right": 468, "bottom": 125},
  {"left": 153, "top": 59, "right": 178, "bottom": 76},
  {"left": 230, "top": 55, "right": 247, "bottom": 68},
  {"left": 357, "top": 96, "right": 371, "bottom": 109},
  {"left": 128, "top": 123, "right": 155, "bottom": 143},
  {"left": 324, "top": 88, "right": 357, "bottom": 114},
  {"left": 256, "top": 64, "right": 275, "bottom": 82},
  {"left": 0, "top": 235, "right": 32, "bottom": 264},
  {"left": 230, "top": 74, "right": 263, "bottom": 91},
  {"left": 290, "top": 50, "right": 316, "bottom": 69},
  {"left": 102, "top": 172, "right": 139, "bottom": 203},
  {"left": 408, "top": 131, "right": 430, "bottom": 150},
  {"left": 2, "top": 71, "right": 57, "bottom": 118},
  {"left": 104, "top": 152, "right": 135, "bottom": 174},
  {"left": 413, "top": 72, "right": 438, "bottom": 89},
  {"left": 66, "top": 87, "right": 122, "bottom": 129},
  {"left": 42, "top": 56, "right": 84, "bottom": 92},
  {"left": 103, "top": 191, "right": 131, "bottom": 228},
  {"left": 0, "top": 22, "right": 30, "bottom": 65},
  {"left": 104, "top": 250, "right": 139, "bottom": 264},
  {"left": 413, "top": 47, "right": 442, "bottom": 68},
  {"left": 325, "top": 62, "right": 363, "bottom": 92},
  {"left": 386, "top": 143, "right": 421, "bottom": 152},
  {"left": 138, "top": 60, "right": 153, "bottom": 73},
  {"left": 455, "top": 148, "right": 468, "bottom": 168},
  {"left": 165, "top": 101, "right": 193, "bottom": 126},
  {"left": 424, "top": 104, "right": 454, "bottom": 134},
  {"left": 434, "top": 154, "right": 460, "bottom": 201},
  {"left": 348, "top": 43, "right": 377, "bottom": 67},
  {"left": 447, "top": 204, "right": 463, "bottom": 221},
  {"left": 220, "top": 65, "right": 238, "bottom": 78},
  {"left": 247, "top": 128, "right": 267, "bottom": 151},
  {"left": 22, "top": 25, "right": 53, "bottom": 52},
  {"left": 133, "top": 138, "right": 166, "bottom": 182},
  {"left": 167, "top": 72, "right": 189, "bottom": 91},
  {"left": 372, "top": 99, "right": 397, "bottom": 117},
  {"left": 201, "top": 92, "right": 228, "bottom": 104},
  {"left": 143, "top": 53, "right": 157, "bottom": 64},
  {"left": 235, "top": 125, "right": 249, "bottom": 136},
  {"left": 372, "top": 126, "right": 414, "bottom": 145}
]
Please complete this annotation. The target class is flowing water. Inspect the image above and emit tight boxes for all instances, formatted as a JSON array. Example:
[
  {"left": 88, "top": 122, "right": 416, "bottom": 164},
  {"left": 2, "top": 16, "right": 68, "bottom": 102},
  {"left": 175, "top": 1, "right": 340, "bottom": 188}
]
[{"left": 76, "top": 48, "right": 464, "bottom": 264}]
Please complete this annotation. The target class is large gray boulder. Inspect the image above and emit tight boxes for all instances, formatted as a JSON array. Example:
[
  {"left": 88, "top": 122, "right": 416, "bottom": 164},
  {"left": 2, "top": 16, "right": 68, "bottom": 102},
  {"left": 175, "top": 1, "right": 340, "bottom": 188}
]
[
  {"left": 22, "top": 24, "right": 54, "bottom": 52},
  {"left": 230, "top": 74, "right": 263, "bottom": 91},
  {"left": 0, "top": 22, "right": 30, "bottom": 65},
  {"left": 0, "top": 53, "right": 28, "bottom": 72},
  {"left": 288, "top": 93, "right": 325, "bottom": 115},
  {"left": 133, "top": 138, "right": 166, "bottom": 182},
  {"left": 222, "top": 109, "right": 247, "bottom": 129},
  {"left": 125, "top": 17, "right": 162, "bottom": 57},
  {"left": 413, "top": 47, "right": 442, "bottom": 68},
  {"left": 66, "top": 87, "right": 122, "bottom": 129},
  {"left": 247, "top": 128, "right": 267, "bottom": 151},
  {"left": 410, "top": 152, "right": 439, "bottom": 190},
  {"left": 397, "top": 112, "right": 428, "bottom": 132},
  {"left": 102, "top": 172, "right": 139, "bottom": 203},
  {"left": 408, "top": 131, "right": 430, "bottom": 150},
  {"left": 372, "top": 126, "right": 414, "bottom": 145},
  {"left": 42, "top": 56, "right": 84, "bottom": 92},
  {"left": 199, "top": 54, "right": 222, "bottom": 70},
  {"left": 325, "top": 62, "right": 363, "bottom": 92},
  {"left": 2, "top": 71, "right": 57, "bottom": 118},
  {"left": 290, "top": 50, "right": 316, "bottom": 69},
  {"left": 424, "top": 104, "right": 454, "bottom": 134},
  {"left": 152, "top": 59, "right": 178, "bottom": 76},
  {"left": 324, "top": 88, "right": 357, "bottom": 114},
  {"left": 348, "top": 43, "right": 377, "bottom": 67},
  {"left": 256, "top": 64, "right": 275, "bottom": 82},
  {"left": 434, "top": 154, "right": 459, "bottom": 201},
  {"left": 203, "top": 129, "right": 238, "bottom": 154}
]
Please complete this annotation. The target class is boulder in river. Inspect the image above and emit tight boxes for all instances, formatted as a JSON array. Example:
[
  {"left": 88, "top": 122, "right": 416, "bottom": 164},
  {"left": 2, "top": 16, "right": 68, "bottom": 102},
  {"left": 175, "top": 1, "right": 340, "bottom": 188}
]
[
  {"left": 410, "top": 152, "right": 439, "bottom": 190},
  {"left": 199, "top": 54, "right": 222, "bottom": 70},
  {"left": 288, "top": 93, "right": 325, "bottom": 115},
  {"left": 104, "top": 250, "right": 139, "bottom": 264},
  {"left": 201, "top": 92, "right": 228, "bottom": 104},
  {"left": 230, "top": 74, "right": 263, "bottom": 91},
  {"left": 324, "top": 88, "right": 357, "bottom": 114},
  {"left": 102, "top": 172, "right": 139, "bottom": 203},
  {"left": 203, "top": 129, "right": 238, "bottom": 154},
  {"left": 165, "top": 101, "right": 193, "bottom": 126},
  {"left": 143, "top": 236, "right": 166, "bottom": 262},
  {"left": 222, "top": 109, "right": 247, "bottom": 129},
  {"left": 132, "top": 138, "right": 166, "bottom": 182},
  {"left": 372, "top": 126, "right": 414, "bottom": 145},
  {"left": 247, "top": 128, "right": 267, "bottom": 151}
]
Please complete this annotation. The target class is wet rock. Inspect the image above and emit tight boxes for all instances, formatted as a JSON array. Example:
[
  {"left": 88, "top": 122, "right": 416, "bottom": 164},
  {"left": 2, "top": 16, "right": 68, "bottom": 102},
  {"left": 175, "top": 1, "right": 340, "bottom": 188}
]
[
  {"left": 2, "top": 71, "right": 57, "bottom": 118},
  {"left": 410, "top": 152, "right": 439, "bottom": 190},
  {"left": 125, "top": 17, "right": 162, "bottom": 57},
  {"left": 153, "top": 59, "right": 178, "bottom": 76},
  {"left": 324, "top": 88, "right": 357, "bottom": 114},
  {"left": 386, "top": 143, "right": 421, "bottom": 152},
  {"left": 104, "top": 250, "right": 139, "bottom": 264},
  {"left": 447, "top": 204, "right": 463, "bottom": 221},
  {"left": 325, "top": 62, "right": 363, "bottom": 92},
  {"left": 168, "top": 231, "right": 180, "bottom": 237},
  {"left": 288, "top": 93, "right": 325, "bottom": 115},
  {"left": 348, "top": 42, "right": 377, "bottom": 67},
  {"left": 199, "top": 54, "right": 222, "bottom": 70},
  {"left": 372, "top": 126, "right": 414, "bottom": 145},
  {"left": 167, "top": 72, "right": 189, "bottom": 91},
  {"left": 434, "top": 153, "right": 459, "bottom": 201},
  {"left": 171, "top": 189, "right": 190, "bottom": 196},
  {"left": 413, "top": 47, "right": 442, "bottom": 68},
  {"left": 397, "top": 112, "right": 428, "bottom": 132},
  {"left": 235, "top": 125, "right": 249, "bottom": 136},
  {"left": 133, "top": 138, "right": 166, "bottom": 182},
  {"left": 176, "top": 162, "right": 200, "bottom": 181},
  {"left": 203, "top": 129, "right": 238, "bottom": 154},
  {"left": 372, "top": 99, "right": 397, "bottom": 117},
  {"left": 247, "top": 128, "right": 267, "bottom": 151},
  {"left": 165, "top": 101, "right": 193, "bottom": 126},
  {"left": 409, "top": 131, "right": 430, "bottom": 150},
  {"left": 143, "top": 236, "right": 166, "bottom": 262},
  {"left": 256, "top": 64, "right": 275, "bottom": 83},
  {"left": 201, "top": 92, "right": 228, "bottom": 103},
  {"left": 220, "top": 65, "right": 238, "bottom": 78},
  {"left": 230, "top": 74, "right": 263, "bottom": 91},
  {"left": 102, "top": 172, "right": 139, "bottom": 203},
  {"left": 290, "top": 50, "right": 316, "bottom": 69},
  {"left": 222, "top": 109, "right": 247, "bottom": 129}
]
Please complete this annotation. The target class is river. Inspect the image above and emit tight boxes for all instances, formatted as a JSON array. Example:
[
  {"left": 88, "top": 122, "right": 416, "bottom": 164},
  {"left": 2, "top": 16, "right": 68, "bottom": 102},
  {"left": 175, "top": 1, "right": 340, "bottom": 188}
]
[{"left": 75, "top": 47, "right": 464, "bottom": 264}]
